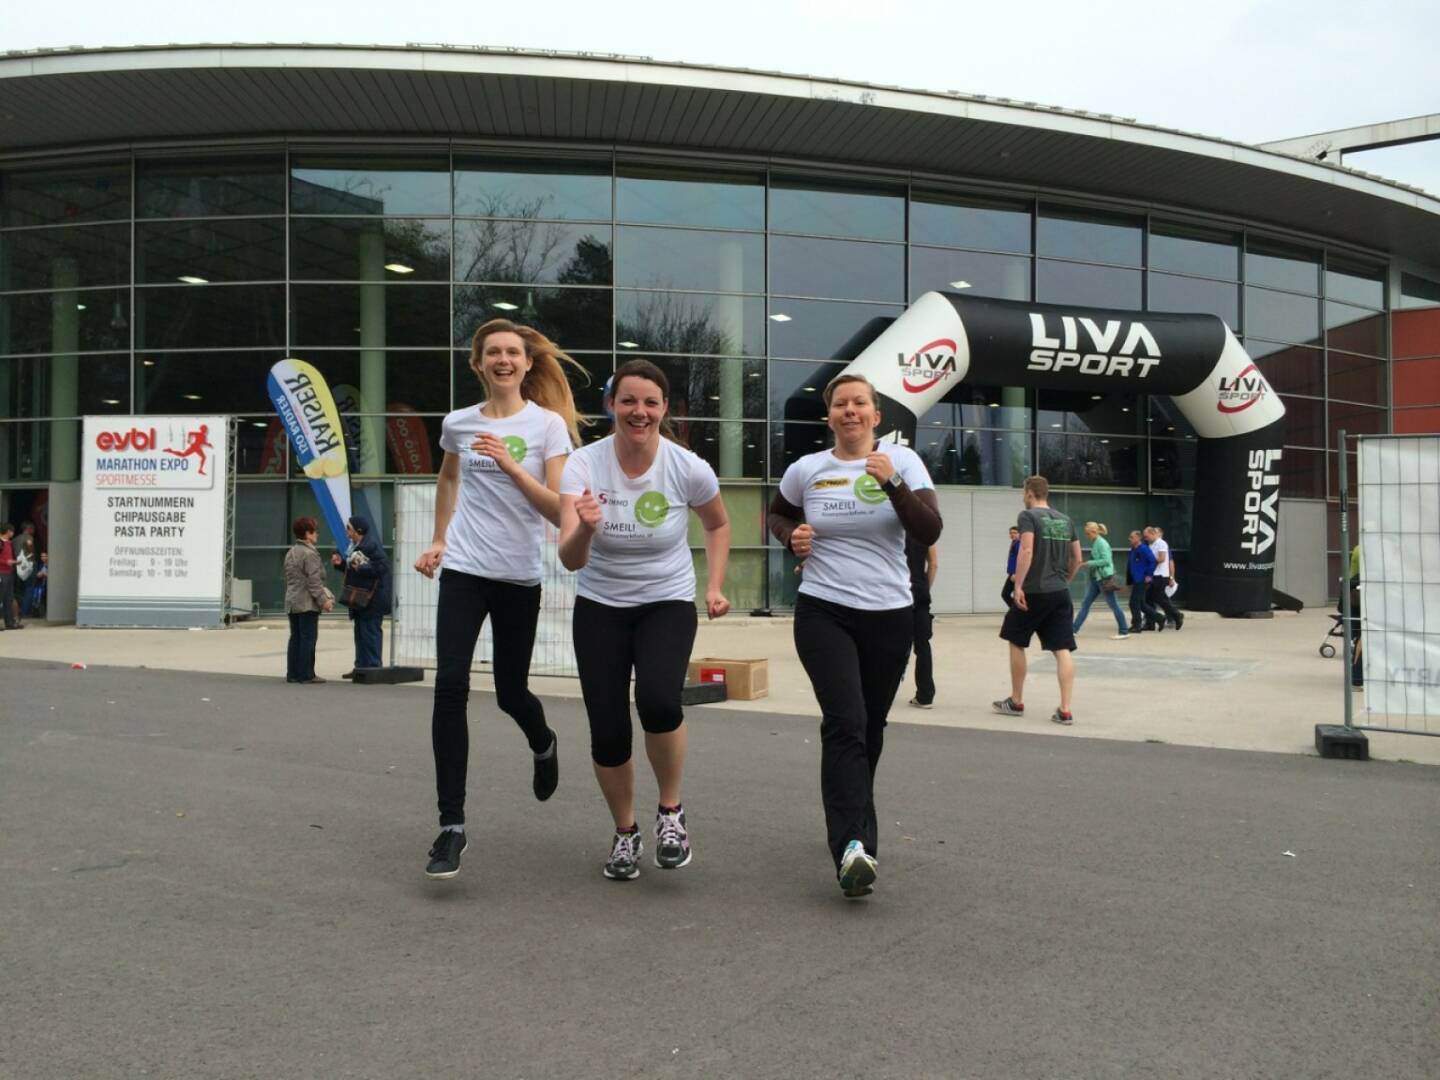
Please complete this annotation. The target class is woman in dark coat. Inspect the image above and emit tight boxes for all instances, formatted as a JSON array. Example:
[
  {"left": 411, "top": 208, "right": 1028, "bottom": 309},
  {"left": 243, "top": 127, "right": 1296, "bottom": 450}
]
[{"left": 333, "top": 514, "right": 392, "bottom": 673}]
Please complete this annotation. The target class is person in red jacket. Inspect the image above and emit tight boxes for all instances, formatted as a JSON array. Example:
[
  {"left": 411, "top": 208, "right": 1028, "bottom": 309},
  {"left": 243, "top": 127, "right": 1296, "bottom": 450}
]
[{"left": 0, "top": 523, "right": 17, "bottom": 631}]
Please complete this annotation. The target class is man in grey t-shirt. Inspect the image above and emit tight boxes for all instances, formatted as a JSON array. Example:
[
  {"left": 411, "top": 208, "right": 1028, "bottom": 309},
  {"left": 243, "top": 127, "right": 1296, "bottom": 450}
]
[{"left": 993, "top": 475, "right": 1082, "bottom": 725}]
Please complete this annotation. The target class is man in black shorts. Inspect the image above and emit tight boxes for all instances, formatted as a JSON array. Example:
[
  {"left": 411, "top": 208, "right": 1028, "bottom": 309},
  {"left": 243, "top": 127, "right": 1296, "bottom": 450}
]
[{"left": 993, "top": 475, "right": 1082, "bottom": 725}]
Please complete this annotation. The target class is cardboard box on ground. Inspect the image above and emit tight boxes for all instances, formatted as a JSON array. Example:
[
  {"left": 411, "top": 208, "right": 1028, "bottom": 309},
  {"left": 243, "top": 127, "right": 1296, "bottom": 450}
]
[{"left": 686, "top": 657, "right": 769, "bottom": 700}]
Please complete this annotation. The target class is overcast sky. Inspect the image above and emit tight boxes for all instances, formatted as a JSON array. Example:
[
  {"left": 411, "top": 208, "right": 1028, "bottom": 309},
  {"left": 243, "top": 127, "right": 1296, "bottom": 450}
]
[{"left": 7, "top": 0, "right": 1440, "bottom": 192}]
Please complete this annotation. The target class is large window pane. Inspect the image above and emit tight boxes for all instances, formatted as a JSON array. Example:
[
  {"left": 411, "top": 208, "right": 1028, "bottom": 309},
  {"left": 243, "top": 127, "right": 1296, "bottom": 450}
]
[
  {"left": 0, "top": 224, "right": 130, "bottom": 291},
  {"left": 1249, "top": 341, "right": 1324, "bottom": 396},
  {"left": 1038, "top": 207, "right": 1142, "bottom": 266},
  {"left": 1148, "top": 272, "right": 1239, "bottom": 330},
  {"left": 1245, "top": 239, "right": 1320, "bottom": 294},
  {"left": 454, "top": 285, "right": 611, "bottom": 352},
  {"left": 1150, "top": 438, "right": 1198, "bottom": 491},
  {"left": 1037, "top": 390, "right": 1142, "bottom": 435},
  {"left": 137, "top": 157, "right": 285, "bottom": 218},
  {"left": 1279, "top": 448, "right": 1324, "bottom": 498},
  {"left": 1278, "top": 395, "right": 1324, "bottom": 447},
  {"left": 137, "top": 219, "right": 286, "bottom": 284},
  {"left": 1149, "top": 223, "right": 1239, "bottom": 279},
  {"left": 643, "top": 356, "right": 766, "bottom": 420},
  {"left": 1325, "top": 301, "right": 1385, "bottom": 357},
  {"left": 1325, "top": 261, "right": 1385, "bottom": 309},
  {"left": 770, "top": 179, "right": 904, "bottom": 241},
  {"left": 1, "top": 353, "right": 130, "bottom": 416},
  {"left": 1399, "top": 272, "right": 1440, "bottom": 310},
  {"left": 292, "top": 284, "right": 449, "bottom": 348},
  {"left": 292, "top": 218, "right": 450, "bottom": 282},
  {"left": 616, "top": 291, "right": 764, "bottom": 356},
  {"left": 772, "top": 420, "right": 839, "bottom": 477},
  {"left": 1038, "top": 433, "right": 1141, "bottom": 487},
  {"left": 138, "top": 285, "right": 284, "bottom": 351},
  {"left": 1327, "top": 350, "right": 1386, "bottom": 405},
  {"left": 909, "top": 248, "right": 1030, "bottom": 302},
  {"left": 616, "top": 167, "right": 764, "bottom": 230},
  {"left": 457, "top": 220, "right": 610, "bottom": 286},
  {"left": 614, "top": 226, "right": 759, "bottom": 293},
  {"left": 920, "top": 389, "right": 1030, "bottom": 431},
  {"left": 138, "top": 351, "right": 287, "bottom": 413},
  {"left": 910, "top": 194, "right": 1031, "bottom": 253},
  {"left": 454, "top": 158, "right": 611, "bottom": 220},
  {"left": 1037, "top": 260, "right": 1141, "bottom": 309},
  {"left": 1, "top": 164, "right": 131, "bottom": 227},
  {"left": 1148, "top": 394, "right": 1198, "bottom": 439},
  {"left": 290, "top": 156, "right": 450, "bottom": 216},
  {"left": 672, "top": 419, "right": 766, "bottom": 479},
  {"left": 914, "top": 427, "right": 1029, "bottom": 487},
  {"left": 768, "top": 359, "right": 845, "bottom": 425},
  {"left": 770, "top": 236, "right": 904, "bottom": 302},
  {"left": 767, "top": 299, "right": 903, "bottom": 361},
  {"left": 235, "top": 418, "right": 289, "bottom": 477},
  {"left": 1, "top": 288, "right": 130, "bottom": 355},
  {"left": 1327, "top": 402, "right": 1387, "bottom": 448},
  {"left": 1245, "top": 287, "right": 1320, "bottom": 346}
]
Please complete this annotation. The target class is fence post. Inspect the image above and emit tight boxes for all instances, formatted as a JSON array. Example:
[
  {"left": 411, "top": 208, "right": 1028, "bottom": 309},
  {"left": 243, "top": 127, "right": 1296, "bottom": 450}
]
[{"left": 1337, "top": 429, "right": 1354, "bottom": 731}]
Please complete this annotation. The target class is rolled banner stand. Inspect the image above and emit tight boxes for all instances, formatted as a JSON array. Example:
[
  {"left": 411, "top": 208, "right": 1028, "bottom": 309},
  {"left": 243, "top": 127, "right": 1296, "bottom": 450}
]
[{"left": 835, "top": 292, "right": 1286, "bottom": 615}]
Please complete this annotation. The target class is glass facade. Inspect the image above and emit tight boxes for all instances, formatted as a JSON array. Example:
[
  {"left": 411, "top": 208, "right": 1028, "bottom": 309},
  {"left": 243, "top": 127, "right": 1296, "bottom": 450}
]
[{"left": 0, "top": 150, "right": 1409, "bottom": 610}]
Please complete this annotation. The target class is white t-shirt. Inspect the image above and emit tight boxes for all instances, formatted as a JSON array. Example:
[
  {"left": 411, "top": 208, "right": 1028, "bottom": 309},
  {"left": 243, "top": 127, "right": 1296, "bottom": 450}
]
[
  {"left": 438, "top": 401, "right": 572, "bottom": 585},
  {"left": 1149, "top": 537, "right": 1171, "bottom": 580},
  {"left": 560, "top": 435, "right": 721, "bottom": 607},
  {"left": 777, "top": 445, "right": 935, "bottom": 611}
]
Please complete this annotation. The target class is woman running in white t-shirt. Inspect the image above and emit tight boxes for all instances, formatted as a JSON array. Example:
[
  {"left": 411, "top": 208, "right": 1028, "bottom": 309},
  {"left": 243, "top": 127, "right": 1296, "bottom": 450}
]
[
  {"left": 558, "top": 359, "right": 731, "bottom": 881},
  {"left": 414, "top": 319, "right": 585, "bottom": 880},
  {"left": 768, "top": 373, "right": 942, "bottom": 899}
]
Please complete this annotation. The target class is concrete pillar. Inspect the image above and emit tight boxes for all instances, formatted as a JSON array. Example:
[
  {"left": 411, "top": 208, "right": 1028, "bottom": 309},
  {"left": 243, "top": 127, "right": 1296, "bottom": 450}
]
[
  {"left": 357, "top": 228, "right": 387, "bottom": 475},
  {"left": 715, "top": 238, "right": 745, "bottom": 478},
  {"left": 50, "top": 257, "right": 80, "bottom": 481}
]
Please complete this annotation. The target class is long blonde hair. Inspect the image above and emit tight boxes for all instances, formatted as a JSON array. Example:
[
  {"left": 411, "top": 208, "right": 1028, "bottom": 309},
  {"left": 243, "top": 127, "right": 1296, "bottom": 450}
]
[{"left": 470, "top": 319, "right": 589, "bottom": 446}]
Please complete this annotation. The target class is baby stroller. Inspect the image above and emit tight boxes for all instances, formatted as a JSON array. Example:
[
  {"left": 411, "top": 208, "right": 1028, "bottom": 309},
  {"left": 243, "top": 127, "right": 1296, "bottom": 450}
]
[{"left": 1318, "top": 615, "right": 1346, "bottom": 658}]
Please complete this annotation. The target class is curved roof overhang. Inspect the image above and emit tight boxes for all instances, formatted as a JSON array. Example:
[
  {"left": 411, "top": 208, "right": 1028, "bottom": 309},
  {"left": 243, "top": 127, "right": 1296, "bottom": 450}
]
[{"left": 2, "top": 44, "right": 1438, "bottom": 263}]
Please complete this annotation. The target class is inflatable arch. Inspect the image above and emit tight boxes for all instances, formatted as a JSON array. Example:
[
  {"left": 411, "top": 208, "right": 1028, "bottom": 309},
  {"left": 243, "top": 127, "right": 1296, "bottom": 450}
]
[{"left": 836, "top": 291, "right": 1286, "bottom": 615}]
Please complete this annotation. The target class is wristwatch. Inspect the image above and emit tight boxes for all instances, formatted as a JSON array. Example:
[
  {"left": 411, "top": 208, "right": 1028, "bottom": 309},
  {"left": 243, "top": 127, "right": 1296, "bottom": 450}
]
[{"left": 883, "top": 473, "right": 904, "bottom": 492}]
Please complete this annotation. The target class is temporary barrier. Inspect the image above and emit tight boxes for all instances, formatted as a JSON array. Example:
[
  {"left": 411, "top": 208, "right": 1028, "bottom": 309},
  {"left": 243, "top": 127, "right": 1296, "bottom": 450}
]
[
  {"left": 836, "top": 292, "right": 1286, "bottom": 614},
  {"left": 391, "top": 481, "right": 579, "bottom": 677}
]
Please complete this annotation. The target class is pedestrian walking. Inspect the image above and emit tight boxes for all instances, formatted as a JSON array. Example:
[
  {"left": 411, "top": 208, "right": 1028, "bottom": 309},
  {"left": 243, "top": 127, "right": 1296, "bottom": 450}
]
[
  {"left": 558, "top": 359, "right": 731, "bottom": 881},
  {"left": 1126, "top": 530, "right": 1159, "bottom": 632},
  {"left": 0, "top": 523, "right": 17, "bottom": 631},
  {"left": 1145, "top": 526, "right": 1184, "bottom": 630},
  {"left": 414, "top": 318, "right": 583, "bottom": 880},
  {"left": 1072, "top": 521, "right": 1128, "bottom": 639},
  {"left": 283, "top": 516, "right": 334, "bottom": 684},
  {"left": 907, "top": 536, "right": 938, "bottom": 709},
  {"left": 1001, "top": 525, "right": 1020, "bottom": 608},
  {"left": 332, "top": 515, "right": 391, "bottom": 671},
  {"left": 769, "top": 372, "right": 942, "bottom": 899},
  {"left": 992, "top": 476, "right": 1081, "bottom": 725}
]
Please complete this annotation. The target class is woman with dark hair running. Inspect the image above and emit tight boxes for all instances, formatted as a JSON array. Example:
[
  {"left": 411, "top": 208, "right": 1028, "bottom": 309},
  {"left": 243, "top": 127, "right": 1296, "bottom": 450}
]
[
  {"left": 414, "top": 318, "right": 585, "bottom": 880},
  {"left": 558, "top": 359, "right": 731, "bottom": 881},
  {"left": 768, "top": 373, "right": 942, "bottom": 899}
]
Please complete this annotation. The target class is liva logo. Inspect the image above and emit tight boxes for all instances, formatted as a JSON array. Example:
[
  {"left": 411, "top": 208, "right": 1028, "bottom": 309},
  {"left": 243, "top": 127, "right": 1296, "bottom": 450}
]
[
  {"left": 1027, "top": 315, "right": 1161, "bottom": 378},
  {"left": 1217, "top": 364, "right": 1271, "bottom": 414},
  {"left": 1241, "top": 448, "right": 1281, "bottom": 556},
  {"left": 95, "top": 427, "right": 157, "bottom": 451},
  {"left": 897, "top": 338, "right": 958, "bottom": 393}
]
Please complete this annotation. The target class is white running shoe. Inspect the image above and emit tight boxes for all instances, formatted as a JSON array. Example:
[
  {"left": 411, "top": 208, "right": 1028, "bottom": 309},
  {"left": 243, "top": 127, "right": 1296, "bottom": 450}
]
[{"left": 837, "top": 840, "right": 877, "bottom": 898}]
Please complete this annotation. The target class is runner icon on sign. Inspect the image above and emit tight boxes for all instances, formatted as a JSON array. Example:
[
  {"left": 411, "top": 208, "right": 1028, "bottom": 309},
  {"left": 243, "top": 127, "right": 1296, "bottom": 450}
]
[{"left": 164, "top": 424, "right": 214, "bottom": 476}]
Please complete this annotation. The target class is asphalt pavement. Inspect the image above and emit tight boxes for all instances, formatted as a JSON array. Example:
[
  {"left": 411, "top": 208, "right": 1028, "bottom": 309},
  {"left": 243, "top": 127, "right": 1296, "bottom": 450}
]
[{"left": 3, "top": 658, "right": 1437, "bottom": 1079}]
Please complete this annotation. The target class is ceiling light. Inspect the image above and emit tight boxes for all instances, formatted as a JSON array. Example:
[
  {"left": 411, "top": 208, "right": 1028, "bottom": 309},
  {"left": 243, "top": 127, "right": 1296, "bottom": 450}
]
[
  {"left": 76, "top": 303, "right": 87, "bottom": 311},
  {"left": 1121, "top": 407, "right": 1130, "bottom": 412},
  {"left": 1091, "top": 394, "right": 1103, "bottom": 400},
  {"left": 178, "top": 275, "right": 209, "bottom": 285},
  {"left": 183, "top": 394, "right": 203, "bottom": 400},
  {"left": 101, "top": 398, "right": 120, "bottom": 405},
  {"left": 803, "top": 386, "right": 817, "bottom": 392},
  {"left": 987, "top": 402, "right": 999, "bottom": 408},
  {"left": 143, "top": 359, "right": 155, "bottom": 367},
  {"left": 618, "top": 341, "right": 639, "bottom": 349},
  {"left": 1101, "top": 438, "right": 1110, "bottom": 444},
  {"left": 252, "top": 421, "right": 268, "bottom": 428},
  {"left": 746, "top": 443, "right": 756, "bottom": 449},
  {"left": 491, "top": 301, "right": 519, "bottom": 311},
  {"left": 384, "top": 263, "right": 415, "bottom": 274},
  {"left": 748, "top": 371, "right": 761, "bottom": 377},
  {"left": 949, "top": 280, "right": 971, "bottom": 289},
  {"left": 769, "top": 313, "right": 792, "bottom": 322},
  {"left": 1050, "top": 422, "right": 1062, "bottom": 428}
]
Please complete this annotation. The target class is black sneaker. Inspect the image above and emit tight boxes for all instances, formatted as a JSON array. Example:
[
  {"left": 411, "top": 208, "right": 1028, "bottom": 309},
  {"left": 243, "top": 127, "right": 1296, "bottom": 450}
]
[
  {"left": 654, "top": 805, "right": 691, "bottom": 869},
  {"left": 992, "top": 696, "right": 1024, "bottom": 716},
  {"left": 425, "top": 830, "right": 467, "bottom": 880},
  {"left": 533, "top": 733, "right": 558, "bottom": 802},
  {"left": 604, "top": 828, "right": 643, "bottom": 880},
  {"left": 1050, "top": 708, "right": 1075, "bottom": 726}
]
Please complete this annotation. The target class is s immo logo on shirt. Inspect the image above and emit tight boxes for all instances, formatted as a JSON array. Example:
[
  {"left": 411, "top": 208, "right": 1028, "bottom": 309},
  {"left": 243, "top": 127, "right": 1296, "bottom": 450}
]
[
  {"left": 634, "top": 491, "right": 670, "bottom": 527},
  {"left": 897, "top": 338, "right": 958, "bottom": 394}
]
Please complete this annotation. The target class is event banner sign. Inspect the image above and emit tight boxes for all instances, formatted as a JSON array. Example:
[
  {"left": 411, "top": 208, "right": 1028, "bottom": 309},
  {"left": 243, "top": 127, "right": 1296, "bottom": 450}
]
[
  {"left": 267, "top": 358, "right": 353, "bottom": 551},
  {"left": 77, "top": 416, "right": 230, "bottom": 627}
]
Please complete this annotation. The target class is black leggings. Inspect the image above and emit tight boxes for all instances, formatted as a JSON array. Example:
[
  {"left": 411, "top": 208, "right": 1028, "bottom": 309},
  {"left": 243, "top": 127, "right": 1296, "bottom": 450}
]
[
  {"left": 793, "top": 594, "right": 914, "bottom": 871},
  {"left": 572, "top": 596, "right": 697, "bottom": 768},
  {"left": 432, "top": 569, "right": 551, "bottom": 826}
]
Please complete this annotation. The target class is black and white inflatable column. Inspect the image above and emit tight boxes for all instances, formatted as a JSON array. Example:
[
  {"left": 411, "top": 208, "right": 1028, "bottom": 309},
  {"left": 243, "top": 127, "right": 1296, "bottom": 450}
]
[{"left": 836, "top": 292, "right": 1286, "bottom": 615}]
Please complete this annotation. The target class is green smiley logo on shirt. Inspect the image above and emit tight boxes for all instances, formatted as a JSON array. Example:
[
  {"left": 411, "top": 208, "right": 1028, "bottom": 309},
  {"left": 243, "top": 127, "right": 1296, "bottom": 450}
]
[
  {"left": 502, "top": 435, "right": 527, "bottom": 463},
  {"left": 853, "top": 473, "right": 886, "bottom": 505},
  {"left": 634, "top": 491, "right": 670, "bottom": 527}
]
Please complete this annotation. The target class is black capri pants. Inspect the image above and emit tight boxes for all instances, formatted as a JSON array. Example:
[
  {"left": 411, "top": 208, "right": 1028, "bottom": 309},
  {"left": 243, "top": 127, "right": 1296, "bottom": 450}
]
[{"left": 572, "top": 595, "right": 698, "bottom": 768}]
